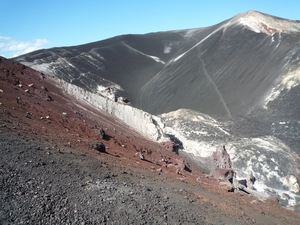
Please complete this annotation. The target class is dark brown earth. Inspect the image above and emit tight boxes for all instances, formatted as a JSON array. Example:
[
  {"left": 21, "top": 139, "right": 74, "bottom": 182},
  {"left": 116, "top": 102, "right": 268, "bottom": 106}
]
[{"left": 1, "top": 56, "right": 300, "bottom": 224}]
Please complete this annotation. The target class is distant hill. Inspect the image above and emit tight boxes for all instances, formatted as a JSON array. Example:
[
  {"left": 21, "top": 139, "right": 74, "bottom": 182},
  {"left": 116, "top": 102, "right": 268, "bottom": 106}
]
[{"left": 14, "top": 10, "right": 300, "bottom": 119}]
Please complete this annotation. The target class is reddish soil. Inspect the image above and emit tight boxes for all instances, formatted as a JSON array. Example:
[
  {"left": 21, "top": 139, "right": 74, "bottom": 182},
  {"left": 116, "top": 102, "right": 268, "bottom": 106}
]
[{"left": 1, "top": 56, "right": 300, "bottom": 224}]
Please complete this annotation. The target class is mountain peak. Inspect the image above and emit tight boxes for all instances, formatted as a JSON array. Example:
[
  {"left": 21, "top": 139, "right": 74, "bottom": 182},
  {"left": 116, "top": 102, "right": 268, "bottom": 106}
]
[{"left": 230, "top": 10, "right": 300, "bottom": 35}]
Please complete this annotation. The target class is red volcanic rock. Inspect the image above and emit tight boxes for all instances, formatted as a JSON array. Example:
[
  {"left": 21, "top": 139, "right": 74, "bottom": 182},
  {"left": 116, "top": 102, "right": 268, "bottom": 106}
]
[
  {"left": 175, "top": 158, "right": 191, "bottom": 174},
  {"left": 210, "top": 168, "right": 234, "bottom": 181},
  {"left": 161, "top": 141, "right": 177, "bottom": 152}
]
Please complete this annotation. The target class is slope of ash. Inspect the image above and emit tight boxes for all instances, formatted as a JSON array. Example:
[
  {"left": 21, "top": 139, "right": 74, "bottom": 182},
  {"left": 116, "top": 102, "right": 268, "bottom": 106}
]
[
  {"left": 14, "top": 11, "right": 300, "bottom": 119},
  {"left": 1, "top": 57, "right": 300, "bottom": 223}
]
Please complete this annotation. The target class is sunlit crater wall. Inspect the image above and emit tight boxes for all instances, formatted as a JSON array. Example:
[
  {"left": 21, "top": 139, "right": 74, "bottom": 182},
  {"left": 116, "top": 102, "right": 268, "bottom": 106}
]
[{"left": 59, "top": 80, "right": 165, "bottom": 142}]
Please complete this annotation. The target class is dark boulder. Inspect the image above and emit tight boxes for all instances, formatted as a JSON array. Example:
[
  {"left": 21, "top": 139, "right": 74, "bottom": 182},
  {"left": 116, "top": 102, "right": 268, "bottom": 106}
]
[
  {"left": 95, "top": 128, "right": 106, "bottom": 139},
  {"left": 89, "top": 142, "right": 106, "bottom": 152}
]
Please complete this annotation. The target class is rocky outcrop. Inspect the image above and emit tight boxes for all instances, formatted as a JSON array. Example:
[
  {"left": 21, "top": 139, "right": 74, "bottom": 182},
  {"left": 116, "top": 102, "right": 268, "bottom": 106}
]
[
  {"left": 209, "top": 146, "right": 234, "bottom": 189},
  {"left": 246, "top": 170, "right": 256, "bottom": 190},
  {"left": 211, "top": 145, "right": 232, "bottom": 169},
  {"left": 207, "top": 145, "right": 275, "bottom": 202},
  {"left": 286, "top": 175, "right": 300, "bottom": 193},
  {"left": 209, "top": 146, "right": 259, "bottom": 195}
]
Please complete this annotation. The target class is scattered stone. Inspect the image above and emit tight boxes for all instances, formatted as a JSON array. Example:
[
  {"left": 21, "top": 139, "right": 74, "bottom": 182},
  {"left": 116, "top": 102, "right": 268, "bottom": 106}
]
[
  {"left": 46, "top": 95, "right": 53, "bottom": 101},
  {"left": 25, "top": 112, "right": 31, "bottom": 118},
  {"left": 210, "top": 168, "right": 234, "bottom": 181},
  {"left": 139, "top": 152, "right": 145, "bottom": 160},
  {"left": 196, "top": 177, "right": 202, "bottom": 183},
  {"left": 219, "top": 181, "right": 234, "bottom": 192},
  {"left": 28, "top": 83, "right": 34, "bottom": 87},
  {"left": 103, "top": 173, "right": 111, "bottom": 179},
  {"left": 95, "top": 128, "right": 105, "bottom": 139},
  {"left": 117, "top": 96, "right": 130, "bottom": 104},
  {"left": 175, "top": 158, "right": 190, "bottom": 174},
  {"left": 160, "top": 141, "right": 178, "bottom": 152},
  {"left": 62, "top": 112, "right": 68, "bottom": 117},
  {"left": 89, "top": 142, "right": 106, "bottom": 152},
  {"left": 41, "top": 85, "right": 48, "bottom": 91}
]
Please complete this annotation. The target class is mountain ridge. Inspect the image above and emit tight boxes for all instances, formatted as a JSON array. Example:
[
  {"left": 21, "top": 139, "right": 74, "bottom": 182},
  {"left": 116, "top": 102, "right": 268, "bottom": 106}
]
[
  {"left": 15, "top": 10, "right": 300, "bottom": 118},
  {"left": 230, "top": 10, "right": 300, "bottom": 34}
]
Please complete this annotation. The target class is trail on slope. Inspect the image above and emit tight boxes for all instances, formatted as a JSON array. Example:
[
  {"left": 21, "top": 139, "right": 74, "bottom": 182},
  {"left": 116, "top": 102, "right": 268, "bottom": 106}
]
[
  {"left": 121, "top": 42, "right": 165, "bottom": 64},
  {"left": 200, "top": 58, "right": 232, "bottom": 118}
]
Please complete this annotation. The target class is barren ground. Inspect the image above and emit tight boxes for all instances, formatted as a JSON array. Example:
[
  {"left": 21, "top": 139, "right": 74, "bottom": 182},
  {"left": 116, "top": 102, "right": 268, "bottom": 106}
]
[{"left": 1, "top": 56, "right": 300, "bottom": 224}]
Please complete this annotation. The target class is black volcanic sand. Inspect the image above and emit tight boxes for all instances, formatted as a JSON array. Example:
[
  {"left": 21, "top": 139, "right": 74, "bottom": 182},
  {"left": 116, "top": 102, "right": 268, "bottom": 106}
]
[
  {"left": 0, "top": 130, "right": 230, "bottom": 224},
  {"left": 3, "top": 129, "right": 300, "bottom": 225}
]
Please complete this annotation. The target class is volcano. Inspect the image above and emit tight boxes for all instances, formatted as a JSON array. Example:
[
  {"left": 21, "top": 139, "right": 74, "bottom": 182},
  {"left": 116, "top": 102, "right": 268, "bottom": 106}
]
[
  {"left": 10, "top": 10, "right": 300, "bottom": 209},
  {"left": 14, "top": 11, "right": 300, "bottom": 118}
]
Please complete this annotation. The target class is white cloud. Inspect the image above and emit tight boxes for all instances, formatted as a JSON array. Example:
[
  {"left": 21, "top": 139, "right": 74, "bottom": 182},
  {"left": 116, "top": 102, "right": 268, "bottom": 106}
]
[
  {"left": 0, "top": 35, "right": 11, "bottom": 40},
  {"left": 0, "top": 35, "right": 49, "bottom": 58}
]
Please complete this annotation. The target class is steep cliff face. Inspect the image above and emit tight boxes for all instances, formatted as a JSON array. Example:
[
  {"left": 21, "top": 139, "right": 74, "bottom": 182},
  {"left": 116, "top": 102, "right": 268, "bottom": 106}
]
[{"left": 59, "top": 80, "right": 166, "bottom": 142}]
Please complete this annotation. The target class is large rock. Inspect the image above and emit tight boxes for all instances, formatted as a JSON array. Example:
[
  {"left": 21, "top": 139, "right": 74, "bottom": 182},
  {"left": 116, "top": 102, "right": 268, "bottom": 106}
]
[
  {"left": 211, "top": 146, "right": 232, "bottom": 169},
  {"left": 286, "top": 175, "right": 300, "bottom": 193},
  {"left": 246, "top": 170, "right": 256, "bottom": 189}
]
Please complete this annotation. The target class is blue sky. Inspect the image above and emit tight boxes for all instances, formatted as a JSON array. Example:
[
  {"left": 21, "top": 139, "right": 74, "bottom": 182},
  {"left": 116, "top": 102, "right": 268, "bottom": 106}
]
[{"left": 1, "top": 0, "right": 299, "bottom": 58}]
